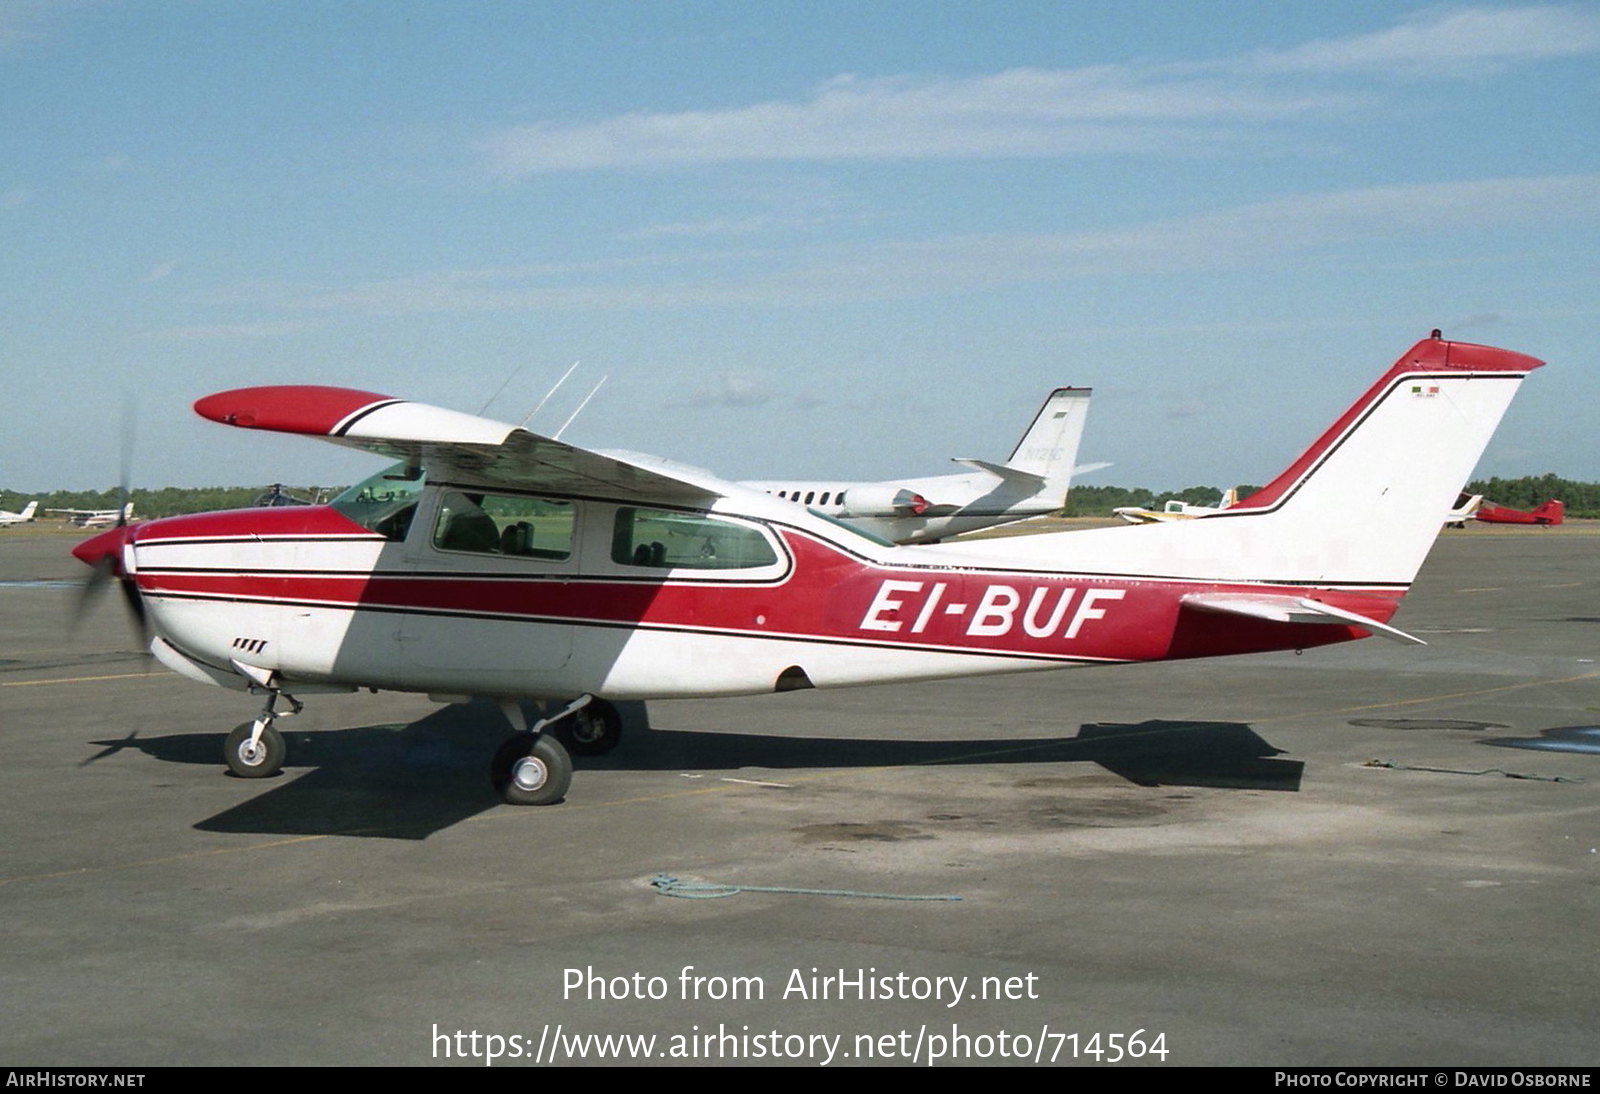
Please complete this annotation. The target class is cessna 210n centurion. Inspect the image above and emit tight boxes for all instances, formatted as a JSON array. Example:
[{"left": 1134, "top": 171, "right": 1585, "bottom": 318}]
[{"left": 72, "top": 334, "right": 1541, "bottom": 806}]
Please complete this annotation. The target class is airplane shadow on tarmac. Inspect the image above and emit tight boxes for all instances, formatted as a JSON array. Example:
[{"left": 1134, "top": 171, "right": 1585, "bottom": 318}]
[{"left": 84, "top": 701, "right": 1303, "bottom": 840}]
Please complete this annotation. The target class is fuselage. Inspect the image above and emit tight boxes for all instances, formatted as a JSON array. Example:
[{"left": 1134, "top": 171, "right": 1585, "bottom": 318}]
[
  {"left": 102, "top": 474, "right": 1386, "bottom": 704},
  {"left": 1475, "top": 500, "right": 1563, "bottom": 526}
]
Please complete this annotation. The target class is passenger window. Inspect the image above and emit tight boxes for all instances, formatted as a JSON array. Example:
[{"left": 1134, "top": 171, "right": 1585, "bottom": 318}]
[
  {"left": 612, "top": 508, "right": 778, "bottom": 570},
  {"left": 432, "top": 491, "right": 573, "bottom": 560}
]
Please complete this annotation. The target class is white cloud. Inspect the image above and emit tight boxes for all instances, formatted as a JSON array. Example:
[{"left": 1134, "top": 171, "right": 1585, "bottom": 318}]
[
  {"left": 480, "top": 7, "right": 1600, "bottom": 175},
  {"left": 142, "top": 321, "right": 319, "bottom": 340},
  {"left": 675, "top": 371, "right": 775, "bottom": 409},
  {"left": 622, "top": 215, "right": 791, "bottom": 240},
  {"left": 268, "top": 173, "right": 1600, "bottom": 314},
  {"left": 482, "top": 67, "right": 1342, "bottom": 176},
  {"left": 1246, "top": 5, "right": 1600, "bottom": 74},
  {"left": 0, "top": 1, "right": 105, "bottom": 54},
  {"left": 142, "top": 260, "right": 178, "bottom": 283}
]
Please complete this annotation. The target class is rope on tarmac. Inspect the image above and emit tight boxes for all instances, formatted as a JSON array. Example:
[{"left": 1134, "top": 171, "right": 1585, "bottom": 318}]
[
  {"left": 1364, "top": 759, "right": 1583, "bottom": 783},
  {"left": 650, "top": 874, "right": 961, "bottom": 901}
]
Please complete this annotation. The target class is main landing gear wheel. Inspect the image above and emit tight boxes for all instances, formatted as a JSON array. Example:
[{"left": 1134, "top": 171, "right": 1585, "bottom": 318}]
[
  {"left": 491, "top": 733, "right": 573, "bottom": 806},
  {"left": 555, "top": 697, "right": 623, "bottom": 756},
  {"left": 225, "top": 722, "right": 286, "bottom": 778}
]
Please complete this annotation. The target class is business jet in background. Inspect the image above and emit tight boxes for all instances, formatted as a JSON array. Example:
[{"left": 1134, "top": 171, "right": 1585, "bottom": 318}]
[{"left": 744, "top": 387, "right": 1103, "bottom": 544}]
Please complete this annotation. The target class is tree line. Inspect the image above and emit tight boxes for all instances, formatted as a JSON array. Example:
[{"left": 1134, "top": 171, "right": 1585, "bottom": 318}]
[
  {"left": 2, "top": 474, "right": 1593, "bottom": 521},
  {"left": 1066, "top": 475, "right": 1595, "bottom": 518},
  {"left": 0, "top": 485, "right": 336, "bottom": 520}
]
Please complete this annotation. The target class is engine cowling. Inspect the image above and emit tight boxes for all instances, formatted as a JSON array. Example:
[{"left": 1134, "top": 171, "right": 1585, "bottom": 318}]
[{"left": 837, "top": 485, "right": 930, "bottom": 518}]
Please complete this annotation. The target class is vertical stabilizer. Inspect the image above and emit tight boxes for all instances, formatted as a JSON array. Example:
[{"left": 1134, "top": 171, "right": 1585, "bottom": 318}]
[
  {"left": 1533, "top": 500, "right": 1565, "bottom": 525},
  {"left": 946, "top": 337, "right": 1543, "bottom": 588},
  {"left": 1005, "top": 387, "right": 1091, "bottom": 489}
]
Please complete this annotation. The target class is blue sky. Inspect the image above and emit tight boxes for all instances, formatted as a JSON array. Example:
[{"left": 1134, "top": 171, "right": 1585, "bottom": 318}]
[{"left": 3, "top": 1, "right": 1597, "bottom": 492}]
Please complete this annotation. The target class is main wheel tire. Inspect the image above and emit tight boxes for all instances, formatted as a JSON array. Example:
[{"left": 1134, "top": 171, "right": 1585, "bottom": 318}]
[
  {"left": 491, "top": 733, "right": 572, "bottom": 806},
  {"left": 559, "top": 698, "right": 623, "bottom": 756},
  {"left": 224, "top": 722, "right": 286, "bottom": 778}
]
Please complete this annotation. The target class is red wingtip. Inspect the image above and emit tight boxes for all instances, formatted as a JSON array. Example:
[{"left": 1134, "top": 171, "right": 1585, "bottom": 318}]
[{"left": 194, "top": 386, "right": 397, "bottom": 435}]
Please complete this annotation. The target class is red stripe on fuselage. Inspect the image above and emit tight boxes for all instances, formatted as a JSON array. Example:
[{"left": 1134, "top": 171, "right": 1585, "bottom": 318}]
[
  {"left": 132, "top": 520, "right": 1398, "bottom": 665},
  {"left": 131, "top": 505, "right": 378, "bottom": 541}
]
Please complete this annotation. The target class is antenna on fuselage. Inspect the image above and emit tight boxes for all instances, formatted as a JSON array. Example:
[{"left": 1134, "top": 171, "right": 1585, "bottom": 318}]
[
  {"left": 519, "top": 361, "right": 580, "bottom": 430},
  {"left": 554, "top": 376, "right": 607, "bottom": 441},
  {"left": 477, "top": 361, "right": 531, "bottom": 416}
]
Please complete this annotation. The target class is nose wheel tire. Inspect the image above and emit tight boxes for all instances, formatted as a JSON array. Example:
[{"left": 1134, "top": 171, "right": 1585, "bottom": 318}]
[
  {"left": 224, "top": 722, "right": 286, "bottom": 778},
  {"left": 491, "top": 733, "right": 572, "bottom": 806}
]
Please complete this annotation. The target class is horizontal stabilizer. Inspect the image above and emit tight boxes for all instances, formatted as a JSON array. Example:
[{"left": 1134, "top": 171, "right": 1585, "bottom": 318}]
[
  {"left": 1182, "top": 592, "right": 1425, "bottom": 645},
  {"left": 949, "top": 457, "right": 1045, "bottom": 486}
]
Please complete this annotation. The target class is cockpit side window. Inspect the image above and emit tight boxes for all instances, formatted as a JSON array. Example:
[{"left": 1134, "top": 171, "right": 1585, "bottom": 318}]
[
  {"left": 431, "top": 490, "right": 574, "bottom": 560},
  {"left": 611, "top": 508, "right": 778, "bottom": 570},
  {"left": 329, "top": 464, "right": 425, "bottom": 541}
]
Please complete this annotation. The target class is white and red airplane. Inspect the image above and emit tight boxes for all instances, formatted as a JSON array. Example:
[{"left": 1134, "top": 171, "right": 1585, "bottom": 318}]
[
  {"left": 51, "top": 503, "right": 134, "bottom": 528},
  {"left": 744, "top": 387, "right": 1101, "bottom": 543},
  {"left": 72, "top": 334, "right": 1542, "bottom": 806}
]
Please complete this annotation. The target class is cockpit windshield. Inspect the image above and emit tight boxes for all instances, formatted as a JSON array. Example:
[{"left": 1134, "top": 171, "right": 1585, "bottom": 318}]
[
  {"left": 329, "top": 463, "right": 424, "bottom": 540},
  {"left": 804, "top": 506, "right": 896, "bottom": 548}
]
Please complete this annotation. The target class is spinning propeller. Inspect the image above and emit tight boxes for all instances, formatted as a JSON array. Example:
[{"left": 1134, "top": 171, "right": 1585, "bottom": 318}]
[
  {"left": 71, "top": 511, "right": 147, "bottom": 647},
  {"left": 71, "top": 412, "right": 148, "bottom": 648}
]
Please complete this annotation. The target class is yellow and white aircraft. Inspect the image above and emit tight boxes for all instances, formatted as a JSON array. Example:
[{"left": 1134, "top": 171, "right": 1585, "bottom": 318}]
[
  {"left": 745, "top": 387, "right": 1102, "bottom": 543},
  {"left": 1114, "top": 488, "right": 1240, "bottom": 525}
]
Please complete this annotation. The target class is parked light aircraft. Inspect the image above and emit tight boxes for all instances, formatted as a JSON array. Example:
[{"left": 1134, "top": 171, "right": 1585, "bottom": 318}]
[
  {"left": 744, "top": 387, "right": 1101, "bottom": 543},
  {"left": 1475, "top": 498, "right": 1563, "bottom": 526},
  {"left": 1114, "top": 488, "right": 1240, "bottom": 525},
  {"left": 71, "top": 334, "right": 1541, "bottom": 806},
  {"left": 0, "top": 500, "right": 38, "bottom": 527},
  {"left": 1121, "top": 487, "right": 1485, "bottom": 529},
  {"left": 1445, "top": 492, "right": 1483, "bottom": 526},
  {"left": 51, "top": 503, "right": 133, "bottom": 528}
]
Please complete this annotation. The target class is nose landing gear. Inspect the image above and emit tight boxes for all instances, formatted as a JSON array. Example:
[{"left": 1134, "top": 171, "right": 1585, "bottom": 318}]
[{"left": 224, "top": 687, "right": 302, "bottom": 778}]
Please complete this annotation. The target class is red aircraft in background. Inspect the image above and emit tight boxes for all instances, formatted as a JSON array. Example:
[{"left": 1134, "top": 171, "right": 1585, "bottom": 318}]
[{"left": 1475, "top": 499, "right": 1564, "bottom": 526}]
